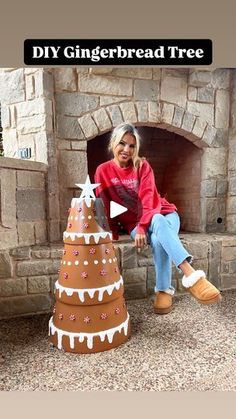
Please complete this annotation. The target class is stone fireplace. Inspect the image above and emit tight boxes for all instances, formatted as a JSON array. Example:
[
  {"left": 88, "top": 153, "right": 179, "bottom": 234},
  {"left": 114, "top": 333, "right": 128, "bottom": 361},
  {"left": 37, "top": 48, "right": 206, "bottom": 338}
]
[{"left": 1, "top": 67, "right": 236, "bottom": 318}]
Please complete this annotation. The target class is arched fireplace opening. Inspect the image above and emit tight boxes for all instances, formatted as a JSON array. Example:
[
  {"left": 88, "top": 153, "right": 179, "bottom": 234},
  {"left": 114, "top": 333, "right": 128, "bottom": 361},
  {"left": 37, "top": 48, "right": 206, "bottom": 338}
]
[{"left": 87, "top": 126, "right": 202, "bottom": 233}]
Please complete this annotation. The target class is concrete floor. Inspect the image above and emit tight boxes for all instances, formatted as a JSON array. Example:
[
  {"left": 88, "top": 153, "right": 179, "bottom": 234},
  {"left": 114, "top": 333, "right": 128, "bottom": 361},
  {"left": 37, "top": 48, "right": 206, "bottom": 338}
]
[{"left": 0, "top": 290, "right": 236, "bottom": 391}]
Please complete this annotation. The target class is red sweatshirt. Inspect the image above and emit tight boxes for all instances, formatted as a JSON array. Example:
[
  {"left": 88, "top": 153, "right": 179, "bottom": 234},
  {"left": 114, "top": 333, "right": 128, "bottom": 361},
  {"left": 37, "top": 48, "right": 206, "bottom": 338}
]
[{"left": 94, "top": 159, "right": 177, "bottom": 239}]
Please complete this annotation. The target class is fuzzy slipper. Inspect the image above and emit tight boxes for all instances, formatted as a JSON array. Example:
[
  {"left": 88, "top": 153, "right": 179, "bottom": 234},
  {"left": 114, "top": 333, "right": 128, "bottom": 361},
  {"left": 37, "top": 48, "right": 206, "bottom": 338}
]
[{"left": 182, "top": 270, "right": 222, "bottom": 305}]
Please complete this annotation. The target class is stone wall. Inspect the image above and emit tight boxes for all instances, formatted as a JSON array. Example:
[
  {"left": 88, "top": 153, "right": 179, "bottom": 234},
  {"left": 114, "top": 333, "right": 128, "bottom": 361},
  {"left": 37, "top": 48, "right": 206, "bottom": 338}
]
[
  {"left": 1, "top": 234, "right": 236, "bottom": 319},
  {"left": 0, "top": 157, "right": 48, "bottom": 250}
]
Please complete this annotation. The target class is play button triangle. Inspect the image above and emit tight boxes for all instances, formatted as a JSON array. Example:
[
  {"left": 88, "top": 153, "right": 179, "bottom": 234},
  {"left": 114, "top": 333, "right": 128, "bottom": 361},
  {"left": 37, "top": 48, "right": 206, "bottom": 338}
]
[{"left": 110, "top": 201, "right": 128, "bottom": 218}]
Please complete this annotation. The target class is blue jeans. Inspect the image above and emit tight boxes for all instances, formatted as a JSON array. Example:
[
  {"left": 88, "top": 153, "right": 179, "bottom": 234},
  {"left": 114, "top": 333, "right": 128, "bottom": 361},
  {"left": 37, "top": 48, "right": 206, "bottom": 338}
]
[{"left": 130, "top": 212, "right": 192, "bottom": 294}]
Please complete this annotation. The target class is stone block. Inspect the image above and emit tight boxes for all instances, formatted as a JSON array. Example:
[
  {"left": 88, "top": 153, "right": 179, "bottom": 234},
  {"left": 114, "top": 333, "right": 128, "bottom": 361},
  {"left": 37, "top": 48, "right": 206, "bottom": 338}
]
[
  {"left": 188, "top": 86, "right": 197, "bottom": 101},
  {"left": 35, "top": 132, "right": 48, "bottom": 164},
  {"left": 226, "top": 215, "right": 236, "bottom": 233},
  {"left": 79, "top": 74, "right": 133, "bottom": 96},
  {"left": 192, "top": 117, "right": 207, "bottom": 139},
  {"left": 197, "top": 87, "right": 214, "bottom": 103},
  {"left": 228, "top": 177, "right": 236, "bottom": 195},
  {"left": 92, "top": 108, "right": 112, "bottom": 132},
  {"left": 161, "top": 76, "right": 187, "bottom": 107},
  {"left": 148, "top": 102, "right": 161, "bottom": 123},
  {"left": 2, "top": 129, "right": 18, "bottom": 158},
  {"left": 172, "top": 107, "right": 184, "bottom": 128},
  {"left": 89, "top": 68, "right": 113, "bottom": 76},
  {"left": 0, "top": 168, "right": 17, "bottom": 228},
  {"left": 1, "top": 104, "right": 10, "bottom": 128},
  {"left": 211, "top": 69, "right": 230, "bottom": 89},
  {"left": 181, "top": 111, "right": 195, "bottom": 132},
  {"left": 16, "top": 190, "right": 46, "bottom": 221},
  {"left": 57, "top": 115, "right": 85, "bottom": 140},
  {"left": 48, "top": 220, "right": 61, "bottom": 243},
  {"left": 187, "top": 102, "right": 214, "bottom": 125},
  {"left": 119, "top": 102, "right": 137, "bottom": 123},
  {"left": 201, "top": 148, "right": 227, "bottom": 180},
  {"left": 217, "top": 180, "right": 228, "bottom": 196},
  {"left": 220, "top": 274, "right": 236, "bottom": 290},
  {"left": 134, "top": 79, "right": 159, "bottom": 101},
  {"left": 10, "top": 247, "right": 31, "bottom": 260},
  {"left": 16, "top": 98, "right": 52, "bottom": 118},
  {"left": 71, "top": 141, "right": 87, "bottom": 151},
  {"left": 228, "top": 260, "right": 236, "bottom": 274},
  {"left": 0, "top": 69, "right": 25, "bottom": 104},
  {"left": 227, "top": 197, "right": 236, "bottom": 214},
  {"left": 106, "top": 105, "right": 123, "bottom": 127},
  {"left": 54, "top": 68, "right": 77, "bottom": 91},
  {"left": 0, "top": 294, "right": 52, "bottom": 319},
  {"left": 58, "top": 150, "right": 87, "bottom": 187},
  {"left": 205, "top": 198, "right": 226, "bottom": 227},
  {"left": 0, "top": 278, "right": 27, "bottom": 297},
  {"left": 28, "top": 276, "right": 51, "bottom": 293},
  {"left": 34, "top": 70, "right": 54, "bottom": 99},
  {"left": 189, "top": 71, "right": 211, "bottom": 87},
  {"left": 180, "top": 239, "right": 209, "bottom": 260},
  {"left": 78, "top": 114, "right": 99, "bottom": 139},
  {"left": 208, "top": 241, "right": 221, "bottom": 287},
  {"left": 17, "top": 259, "right": 60, "bottom": 277},
  {"left": 17, "top": 114, "right": 53, "bottom": 135},
  {"left": 136, "top": 102, "right": 148, "bottom": 122},
  {"left": 100, "top": 96, "right": 126, "bottom": 106},
  {"left": 215, "top": 90, "right": 230, "bottom": 129},
  {"left": 228, "top": 144, "right": 236, "bottom": 171},
  {"left": 122, "top": 267, "right": 146, "bottom": 285},
  {"left": 0, "top": 252, "right": 13, "bottom": 279},
  {"left": 200, "top": 179, "right": 217, "bottom": 197},
  {"left": 153, "top": 69, "right": 161, "bottom": 80},
  {"left": 119, "top": 244, "right": 137, "bottom": 268},
  {"left": 50, "top": 247, "right": 64, "bottom": 259},
  {"left": 162, "top": 103, "right": 174, "bottom": 125},
  {"left": 124, "top": 282, "right": 147, "bottom": 299},
  {"left": 147, "top": 266, "right": 155, "bottom": 294},
  {"left": 17, "top": 222, "right": 35, "bottom": 246},
  {"left": 35, "top": 221, "right": 48, "bottom": 244},
  {"left": 112, "top": 68, "right": 152, "bottom": 79},
  {"left": 202, "top": 125, "right": 217, "bottom": 146},
  {"left": 26, "top": 75, "right": 35, "bottom": 100},
  {"left": 55, "top": 93, "right": 99, "bottom": 117},
  {"left": 0, "top": 230, "right": 18, "bottom": 250},
  {"left": 16, "top": 171, "right": 45, "bottom": 189},
  {"left": 31, "top": 247, "right": 51, "bottom": 259}
]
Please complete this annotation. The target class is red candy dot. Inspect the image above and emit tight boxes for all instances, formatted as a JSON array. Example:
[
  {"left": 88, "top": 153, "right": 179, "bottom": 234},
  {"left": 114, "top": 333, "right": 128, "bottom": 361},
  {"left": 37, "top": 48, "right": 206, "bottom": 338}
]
[
  {"left": 73, "top": 250, "right": 79, "bottom": 256},
  {"left": 89, "top": 248, "right": 96, "bottom": 254},
  {"left": 83, "top": 223, "right": 89, "bottom": 229},
  {"left": 69, "top": 314, "right": 76, "bottom": 321},
  {"left": 105, "top": 248, "right": 110, "bottom": 254},
  {"left": 58, "top": 314, "right": 63, "bottom": 320},
  {"left": 64, "top": 273, "right": 68, "bottom": 279},
  {"left": 81, "top": 272, "right": 88, "bottom": 279},
  {"left": 100, "top": 269, "right": 107, "bottom": 276},
  {"left": 115, "top": 308, "right": 120, "bottom": 315},
  {"left": 68, "top": 223, "right": 72, "bottom": 228}
]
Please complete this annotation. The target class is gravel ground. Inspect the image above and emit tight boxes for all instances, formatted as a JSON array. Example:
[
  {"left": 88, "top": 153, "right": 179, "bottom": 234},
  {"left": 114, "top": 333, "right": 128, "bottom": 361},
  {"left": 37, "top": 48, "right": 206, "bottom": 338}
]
[{"left": 1, "top": 290, "right": 236, "bottom": 391}]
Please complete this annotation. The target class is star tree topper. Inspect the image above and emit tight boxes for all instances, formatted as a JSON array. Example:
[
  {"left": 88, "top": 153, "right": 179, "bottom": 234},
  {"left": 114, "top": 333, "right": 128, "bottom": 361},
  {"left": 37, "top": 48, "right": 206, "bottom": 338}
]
[{"left": 75, "top": 175, "right": 100, "bottom": 199}]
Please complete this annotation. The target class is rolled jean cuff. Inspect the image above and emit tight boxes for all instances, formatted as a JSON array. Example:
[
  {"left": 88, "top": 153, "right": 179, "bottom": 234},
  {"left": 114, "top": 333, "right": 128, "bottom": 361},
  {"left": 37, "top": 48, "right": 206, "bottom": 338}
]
[{"left": 155, "top": 287, "right": 175, "bottom": 295}]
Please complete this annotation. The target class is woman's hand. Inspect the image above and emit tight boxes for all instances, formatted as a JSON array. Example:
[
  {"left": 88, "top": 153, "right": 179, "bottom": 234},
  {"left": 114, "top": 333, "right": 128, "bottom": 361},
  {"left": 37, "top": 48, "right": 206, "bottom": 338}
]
[{"left": 135, "top": 233, "right": 147, "bottom": 250}]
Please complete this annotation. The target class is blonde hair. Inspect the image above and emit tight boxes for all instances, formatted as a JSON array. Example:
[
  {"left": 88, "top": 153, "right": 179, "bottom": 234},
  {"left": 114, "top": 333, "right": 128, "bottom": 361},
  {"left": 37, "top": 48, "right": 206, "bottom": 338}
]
[{"left": 108, "top": 122, "right": 143, "bottom": 169}]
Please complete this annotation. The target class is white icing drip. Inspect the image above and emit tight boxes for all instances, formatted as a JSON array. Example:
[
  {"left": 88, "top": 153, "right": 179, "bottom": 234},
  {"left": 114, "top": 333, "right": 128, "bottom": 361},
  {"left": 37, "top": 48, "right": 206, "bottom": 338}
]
[
  {"left": 71, "top": 198, "right": 94, "bottom": 208},
  {"left": 55, "top": 276, "right": 123, "bottom": 302},
  {"left": 49, "top": 313, "right": 130, "bottom": 350},
  {"left": 63, "top": 231, "right": 112, "bottom": 244}
]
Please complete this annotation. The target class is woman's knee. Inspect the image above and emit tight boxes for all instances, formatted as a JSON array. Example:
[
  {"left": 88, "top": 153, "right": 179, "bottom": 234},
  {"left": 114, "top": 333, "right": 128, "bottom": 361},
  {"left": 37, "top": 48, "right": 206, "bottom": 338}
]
[{"left": 151, "top": 214, "right": 167, "bottom": 231}]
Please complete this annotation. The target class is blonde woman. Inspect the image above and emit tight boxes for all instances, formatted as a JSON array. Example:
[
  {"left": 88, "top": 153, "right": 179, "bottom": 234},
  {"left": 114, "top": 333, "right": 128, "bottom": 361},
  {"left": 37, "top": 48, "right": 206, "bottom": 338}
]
[{"left": 95, "top": 123, "right": 221, "bottom": 314}]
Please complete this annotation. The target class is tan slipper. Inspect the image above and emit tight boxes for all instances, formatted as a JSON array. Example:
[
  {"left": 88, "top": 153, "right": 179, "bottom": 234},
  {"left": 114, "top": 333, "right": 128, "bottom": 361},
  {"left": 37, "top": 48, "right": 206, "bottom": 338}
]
[
  {"left": 154, "top": 291, "right": 173, "bottom": 314},
  {"left": 182, "top": 270, "right": 222, "bottom": 305}
]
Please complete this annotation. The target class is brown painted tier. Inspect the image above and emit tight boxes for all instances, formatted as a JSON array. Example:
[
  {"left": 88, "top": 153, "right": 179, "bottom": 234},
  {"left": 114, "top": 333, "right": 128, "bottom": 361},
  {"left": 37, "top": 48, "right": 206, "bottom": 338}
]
[
  {"left": 58, "top": 242, "right": 119, "bottom": 289},
  {"left": 49, "top": 296, "right": 131, "bottom": 353},
  {"left": 64, "top": 197, "right": 111, "bottom": 245}
]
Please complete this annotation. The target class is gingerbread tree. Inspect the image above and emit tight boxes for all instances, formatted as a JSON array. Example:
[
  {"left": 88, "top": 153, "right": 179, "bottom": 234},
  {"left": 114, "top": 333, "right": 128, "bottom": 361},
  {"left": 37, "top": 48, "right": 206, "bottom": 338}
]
[{"left": 49, "top": 176, "right": 131, "bottom": 353}]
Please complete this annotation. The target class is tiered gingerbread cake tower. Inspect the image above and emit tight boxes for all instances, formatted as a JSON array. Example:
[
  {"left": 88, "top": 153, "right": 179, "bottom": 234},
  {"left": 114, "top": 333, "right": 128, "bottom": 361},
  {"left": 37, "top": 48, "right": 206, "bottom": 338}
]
[{"left": 49, "top": 176, "right": 131, "bottom": 353}]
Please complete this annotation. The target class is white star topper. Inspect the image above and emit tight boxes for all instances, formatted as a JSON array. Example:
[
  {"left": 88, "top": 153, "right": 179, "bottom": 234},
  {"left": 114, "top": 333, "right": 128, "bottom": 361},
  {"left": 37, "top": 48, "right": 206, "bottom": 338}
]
[{"left": 75, "top": 175, "right": 100, "bottom": 199}]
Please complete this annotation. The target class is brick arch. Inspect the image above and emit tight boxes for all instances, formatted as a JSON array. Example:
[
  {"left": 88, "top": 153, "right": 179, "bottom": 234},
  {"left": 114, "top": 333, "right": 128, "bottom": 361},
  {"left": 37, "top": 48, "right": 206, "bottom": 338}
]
[{"left": 77, "top": 100, "right": 217, "bottom": 148}]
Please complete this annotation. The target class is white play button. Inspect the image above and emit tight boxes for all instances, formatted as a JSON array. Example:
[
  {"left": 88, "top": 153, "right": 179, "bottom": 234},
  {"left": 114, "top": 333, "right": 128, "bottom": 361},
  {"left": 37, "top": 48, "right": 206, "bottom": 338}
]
[{"left": 110, "top": 201, "right": 128, "bottom": 218}]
